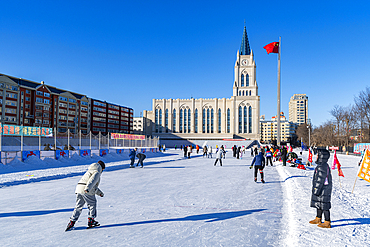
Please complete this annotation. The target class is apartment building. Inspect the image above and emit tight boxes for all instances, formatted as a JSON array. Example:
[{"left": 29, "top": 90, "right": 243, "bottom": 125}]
[
  {"left": 260, "top": 112, "right": 297, "bottom": 144},
  {"left": 0, "top": 73, "right": 133, "bottom": 134}
]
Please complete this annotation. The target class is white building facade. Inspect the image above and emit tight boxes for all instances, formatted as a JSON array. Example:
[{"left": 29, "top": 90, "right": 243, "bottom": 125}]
[{"left": 143, "top": 27, "right": 260, "bottom": 141}]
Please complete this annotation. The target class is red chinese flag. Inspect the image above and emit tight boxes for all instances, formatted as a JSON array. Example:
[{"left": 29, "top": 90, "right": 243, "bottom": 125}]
[{"left": 263, "top": 42, "right": 279, "bottom": 54}]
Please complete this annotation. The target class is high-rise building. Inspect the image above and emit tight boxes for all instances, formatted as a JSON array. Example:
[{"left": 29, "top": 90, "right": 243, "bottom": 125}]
[
  {"left": 143, "top": 26, "right": 260, "bottom": 140},
  {"left": 289, "top": 94, "right": 308, "bottom": 125}
]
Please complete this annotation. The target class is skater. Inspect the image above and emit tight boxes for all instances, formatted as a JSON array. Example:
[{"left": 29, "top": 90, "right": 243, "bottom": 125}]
[
  {"left": 249, "top": 151, "right": 265, "bottom": 183},
  {"left": 233, "top": 145, "right": 237, "bottom": 157},
  {"left": 183, "top": 145, "right": 187, "bottom": 158},
  {"left": 203, "top": 146, "right": 208, "bottom": 157},
  {"left": 251, "top": 148, "right": 254, "bottom": 157},
  {"left": 265, "top": 149, "right": 273, "bottom": 166},
  {"left": 214, "top": 147, "right": 225, "bottom": 166},
  {"left": 129, "top": 148, "right": 137, "bottom": 168},
  {"left": 208, "top": 146, "right": 213, "bottom": 158},
  {"left": 187, "top": 145, "right": 192, "bottom": 159},
  {"left": 136, "top": 151, "right": 146, "bottom": 168},
  {"left": 309, "top": 148, "right": 332, "bottom": 228},
  {"left": 237, "top": 146, "right": 241, "bottom": 159},
  {"left": 196, "top": 145, "right": 200, "bottom": 154},
  {"left": 163, "top": 144, "right": 166, "bottom": 152},
  {"left": 281, "top": 147, "right": 287, "bottom": 166},
  {"left": 221, "top": 145, "right": 226, "bottom": 159},
  {"left": 254, "top": 147, "right": 258, "bottom": 156},
  {"left": 65, "top": 160, "right": 105, "bottom": 231}
]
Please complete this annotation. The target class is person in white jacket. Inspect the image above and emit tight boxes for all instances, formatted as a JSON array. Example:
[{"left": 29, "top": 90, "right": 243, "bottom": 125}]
[{"left": 65, "top": 160, "right": 105, "bottom": 231}]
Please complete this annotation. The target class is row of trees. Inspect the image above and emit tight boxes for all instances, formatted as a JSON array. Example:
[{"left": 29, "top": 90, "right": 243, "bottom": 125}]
[{"left": 296, "top": 87, "right": 370, "bottom": 147}]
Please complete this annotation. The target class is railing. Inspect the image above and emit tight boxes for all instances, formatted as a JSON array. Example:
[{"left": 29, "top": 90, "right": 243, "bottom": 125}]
[{"left": 0, "top": 128, "right": 159, "bottom": 165}]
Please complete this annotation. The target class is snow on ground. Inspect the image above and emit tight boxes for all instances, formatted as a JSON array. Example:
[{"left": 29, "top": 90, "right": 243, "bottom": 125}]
[{"left": 0, "top": 149, "right": 369, "bottom": 246}]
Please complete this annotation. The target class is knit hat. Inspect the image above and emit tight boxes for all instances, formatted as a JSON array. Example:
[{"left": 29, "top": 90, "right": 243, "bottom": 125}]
[{"left": 98, "top": 160, "right": 105, "bottom": 170}]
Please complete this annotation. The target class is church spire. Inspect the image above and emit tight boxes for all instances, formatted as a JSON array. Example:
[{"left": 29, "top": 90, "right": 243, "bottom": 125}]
[{"left": 240, "top": 26, "right": 251, "bottom": 55}]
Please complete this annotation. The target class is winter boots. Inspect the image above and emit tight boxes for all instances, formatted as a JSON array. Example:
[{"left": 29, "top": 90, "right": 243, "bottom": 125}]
[
  {"left": 65, "top": 220, "right": 75, "bottom": 231},
  {"left": 261, "top": 179, "right": 265, "bottom": 183},
  {"left": 88, "top": 218, "right": 100, "bottom": 228},
  {"left": 318, "top": 221, "right": 331, "bottom": 228},
  {"left": 309, "top": 217, "right": 322, "bottom": 224}
]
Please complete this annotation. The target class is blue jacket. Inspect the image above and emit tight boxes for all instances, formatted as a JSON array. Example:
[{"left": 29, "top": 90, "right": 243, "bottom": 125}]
[
  {"left": 251, "top": 153, "right": 265, "bottom": 168},
  {"left": 129, "top": 150, "right": 136, "bottom": 159}
]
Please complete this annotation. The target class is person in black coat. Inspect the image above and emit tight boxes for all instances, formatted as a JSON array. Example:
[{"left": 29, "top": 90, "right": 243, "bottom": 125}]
[
  {"left": 281, "top": 147, "right": 287, "bottom": 166},
  {"left": 136, "top": 152, "right": 146, "bottom": 168},
  {"left": 237, "top": 146, "right": 241, "bottom": 159},
  {"left": 309, "top": 148, "right": 332, "bottom": 228},
  {"left": 249, "top": 152, "right": 266, "bottom": 183}
]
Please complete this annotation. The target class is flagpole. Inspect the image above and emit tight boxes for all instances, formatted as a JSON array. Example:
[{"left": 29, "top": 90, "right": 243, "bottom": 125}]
[
  {"left": 351, "top": 176, "right": 358, "bottom": 194},
  {"left": 277, "top": 36, "right": 281, "bottom": 147}
]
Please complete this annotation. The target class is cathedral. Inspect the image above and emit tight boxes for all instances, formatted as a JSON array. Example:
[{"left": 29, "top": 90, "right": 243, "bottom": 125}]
[{"left": 143, "top": 26, "right": 260, "bottom": 141}]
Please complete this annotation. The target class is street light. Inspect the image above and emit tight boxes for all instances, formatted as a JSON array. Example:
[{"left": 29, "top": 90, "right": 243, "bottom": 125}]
[{"left": 307, "top": 125, "right": 310, "bottom": 147}]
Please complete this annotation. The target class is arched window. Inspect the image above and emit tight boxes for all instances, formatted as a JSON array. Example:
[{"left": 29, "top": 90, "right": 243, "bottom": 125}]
[
  {"left": 238, "top": 106, "right": 242, "bottom": 133},
  {"left": 184, "top": 109, "right": 187, "bottom": 133},
  {"left": 173, "top": 109, "right": 176, "bottom": 132},
  {"left": 155, "top": 109, "right": 159, "bottom": 133},
  {"left": 188, "top": 109, "right": 191, "bottom": 133},
  {"left": 211, "top": 108, "right": 214, "bottom": 133},
  {"left": 239, "top": 91, "right": 241, "bottom": 96},
  {"left": 159, "top": 109, "right": 162, "bottom": 133},
  {"left": 218, "top": 108, "right": 221, "bottom": 133},
  {"left": 242, "top": 91, "right": 245, "bottom": 96},
  {"left": 241, "top": 74, "right": 244, "bottom": 87},
  {"left": 179, "top": 109, "right": 183, "bottom": 133},
  {"left": 249, "top": 106, "right": 252, "bottom": 133},
  {"left": 246, "top": 74, "right": 249, "bottom": 86},
  {"left": 202, "top": 108, "right": 206, "bottom": 133},
  {"left": 227, "top": 109, "right": 230, "bottom": 133},
  {"left": 249, "top": 90, "right": 251, "bottom": 96},
  {"left": 243, "top": 106, "right": 247, "bottom": 133},
  {"left": 195, "top": 109, "right": 198, "bottom": 133},
  {"left": 165, "top": 109, "right": 168, "bottom": 133},
  {"left": 207, "top": 109, "right": 210, "bottom": 133}
]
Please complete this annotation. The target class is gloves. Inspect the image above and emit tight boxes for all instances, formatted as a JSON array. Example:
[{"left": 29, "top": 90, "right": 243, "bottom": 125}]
[
  {"left": 99, "top": 192, "right": 104, "bottom": 197},
  {"left": 249, "top": 166, "right": 253, "bottom": 169}
]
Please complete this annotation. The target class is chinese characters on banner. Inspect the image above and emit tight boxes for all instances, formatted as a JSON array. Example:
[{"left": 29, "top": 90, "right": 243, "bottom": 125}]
[
  {"left": 0, "top": 123, "right": 53, "bottom": 137},
  {"left": 111, "top": 133, "right": 145, "bottom": 140}
]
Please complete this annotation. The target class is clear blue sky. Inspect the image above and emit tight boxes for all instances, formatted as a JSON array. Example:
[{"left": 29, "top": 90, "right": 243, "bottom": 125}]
[{"left": 1, "top": 1, "right": 369, "bottom": 126}]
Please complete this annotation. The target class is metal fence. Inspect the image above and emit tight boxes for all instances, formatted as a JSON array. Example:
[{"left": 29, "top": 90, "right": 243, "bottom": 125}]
[{"left": 0, "top": 129, "right": 159, "bottom": 165}]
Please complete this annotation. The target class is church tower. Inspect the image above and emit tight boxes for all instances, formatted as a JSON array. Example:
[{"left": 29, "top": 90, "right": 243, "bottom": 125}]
[{"left": 233, "top": 26, "right": 258, "bottom": 98}]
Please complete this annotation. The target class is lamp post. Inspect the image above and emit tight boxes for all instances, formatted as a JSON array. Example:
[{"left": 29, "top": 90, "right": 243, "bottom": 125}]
[{"left": 307, "top": 125, "right": 310, "bottom": 147}]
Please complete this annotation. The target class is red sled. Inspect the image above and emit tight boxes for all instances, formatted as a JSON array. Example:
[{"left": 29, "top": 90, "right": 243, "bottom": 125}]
[{"left": 297, "top": 164, "right": 306, "bottom": 170}]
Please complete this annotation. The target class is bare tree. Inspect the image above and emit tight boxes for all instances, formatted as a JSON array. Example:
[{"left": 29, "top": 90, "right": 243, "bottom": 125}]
[
  {"left": 330, "top": 105, "right": 344, "bottom": 146},
  {"left": 354, "top": 87, "right": 370, "bottom": 141},
  {"left": 342, "top": 105, "right": 358, "bottom": 147},
  {"left": 311, "top": 121, "right": 335, "bottom": 146},
  {"left": 296, "top": 124, "right": 308, "bottom": 145}
]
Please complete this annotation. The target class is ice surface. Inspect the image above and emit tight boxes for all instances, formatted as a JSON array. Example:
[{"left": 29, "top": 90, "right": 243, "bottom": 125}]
[{"left": 0, "top": 149, "right": 369, "bottom": 246}]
